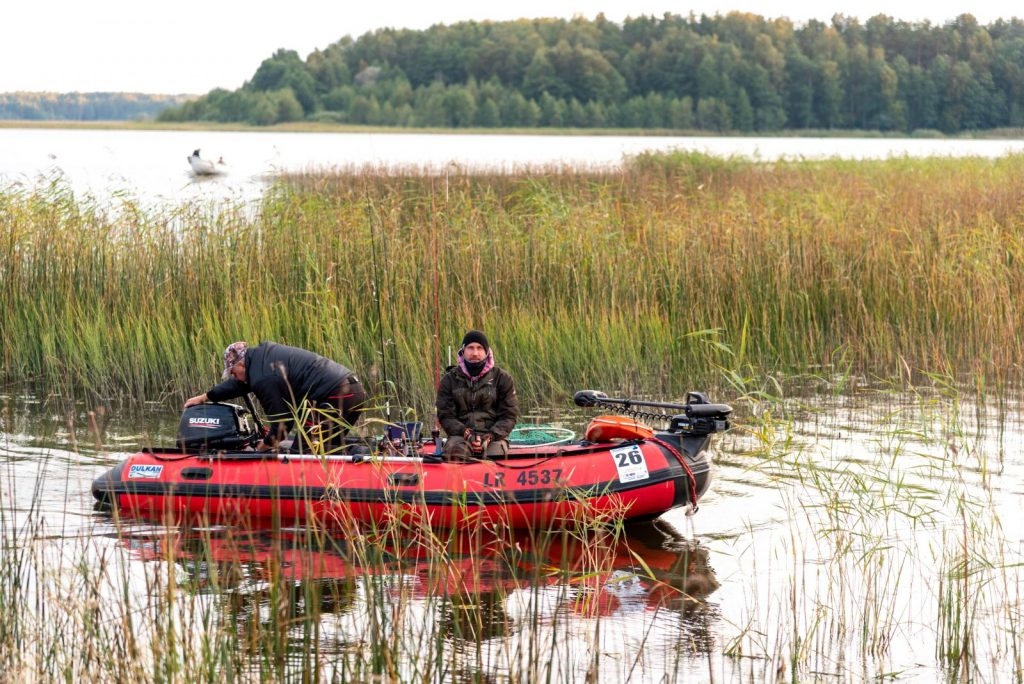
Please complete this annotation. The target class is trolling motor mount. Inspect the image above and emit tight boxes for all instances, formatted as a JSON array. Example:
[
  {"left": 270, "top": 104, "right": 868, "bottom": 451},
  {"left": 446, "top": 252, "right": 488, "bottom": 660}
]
[{"left": 573, "top": 389, "right": 733, "bottom": 435}]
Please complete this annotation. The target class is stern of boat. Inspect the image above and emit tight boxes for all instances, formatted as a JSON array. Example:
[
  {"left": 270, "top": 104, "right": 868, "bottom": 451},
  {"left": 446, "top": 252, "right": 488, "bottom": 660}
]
[{"left": 656, "top": 392, "right": 733, "bottom": 498}]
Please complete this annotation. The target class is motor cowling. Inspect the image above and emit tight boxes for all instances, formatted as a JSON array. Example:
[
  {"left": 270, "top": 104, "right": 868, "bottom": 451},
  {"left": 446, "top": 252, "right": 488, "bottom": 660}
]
[
  {"left": 667, "top": 392, "right": 733, "bottom": 436},
  {"left": 176, "top": 402, "right": 256, "bottom": 451}
]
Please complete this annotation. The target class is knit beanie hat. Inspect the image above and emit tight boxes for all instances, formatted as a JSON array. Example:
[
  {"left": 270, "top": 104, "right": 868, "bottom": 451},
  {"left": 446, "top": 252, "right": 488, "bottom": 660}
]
[{"left": 461, "top": 330, "right": 489, "bottom": 351}]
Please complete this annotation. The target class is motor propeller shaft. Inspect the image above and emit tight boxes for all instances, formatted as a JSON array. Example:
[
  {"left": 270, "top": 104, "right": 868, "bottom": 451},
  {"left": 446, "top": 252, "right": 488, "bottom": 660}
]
[{"left": 573, "top": 389, "right": 732, "bottom": 418}]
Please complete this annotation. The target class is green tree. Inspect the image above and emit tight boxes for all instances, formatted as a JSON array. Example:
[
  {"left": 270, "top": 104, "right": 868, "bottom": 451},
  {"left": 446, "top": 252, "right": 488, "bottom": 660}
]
[
  {"left": 992, "top": 34, "right": 1024, "bottom": 126},
  {"left": 892, "top": 55, "right": 939, "bottom": 131},
  {"left": 732, "top": 88, "right": 755, "bottom": 131},
  {"left": 468, "top": 22, "right": 544, "bottom": 86},
  {"left": 696, "top": 97, "right": 732, "bottom": 131},
  {"left": 248, "top": 49, "right": 318, "bottom": 115},
  {"left": 306, "top": 43, "right": 352, "bottom": 94},
  {"left": 695, "top": 53, "right": 724, "bottom": 100},
  {"left": 522, "top": 49, "right": 568, "bottom": 100},
  {"left": 322, "top": 85, "right": 356, "bottom": 116},
  {"left": 669, "top": 96, "right": 695, "bottom": 129},
  {"left": 567, "top": 98, "right": 588, "bottom": 127},
  {"left": 585, "top": 100, "right": 608, "bottom": 127},
  {"left": 444, "top": 86, "right": 477, "bottom": 127},
  {"left": 247, "top": 93, "right": 279, "bottom": 125},
  {"left": 145, "top": 11, "right": 1024, "bottom": 134},
  {"left": 476, "top": 97, "right": 501, "bottom": 127},
  {"left": 538, "top": 92, "right": 567, "bottom": 126},
  {"left": 273, "top": 89, "right": 305, "bottom": 123},
  {"left": 350, "top": 94, "right": 382, "bottom": 124},
  {"left": 784, "top": 46, "right": 816, "bottom": 128}
]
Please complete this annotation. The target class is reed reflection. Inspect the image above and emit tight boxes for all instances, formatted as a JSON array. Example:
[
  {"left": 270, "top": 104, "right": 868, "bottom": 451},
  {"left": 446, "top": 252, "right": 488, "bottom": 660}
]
[{"left": 114, "top": 519, "right": 721, "bottom": 666}]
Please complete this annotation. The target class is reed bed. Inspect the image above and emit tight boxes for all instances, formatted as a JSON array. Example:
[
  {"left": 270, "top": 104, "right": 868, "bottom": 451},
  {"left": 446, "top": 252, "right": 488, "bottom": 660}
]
[
  {"left": 5, "top": 151, "right": 1023, "bottom": 681},
  {"left": 0, "top": 501, "right": 721, "bottom": 683},
  {"left": 3, "top": 352, "right": 1023, "bottom": 681},
  {"left": 2, "top": 153, "right": 1023, "bottom": 416},
  {"left": 716, "top": 382, "right": 1024, "bottom": 682},
  {"left": 6, "top": 382, "right": 1024, "bottom": 682}
]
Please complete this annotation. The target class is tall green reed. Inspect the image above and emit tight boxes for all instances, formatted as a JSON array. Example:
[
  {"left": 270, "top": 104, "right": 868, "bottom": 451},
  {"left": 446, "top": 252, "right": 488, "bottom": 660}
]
[
  {"left": 4, "top": 153, "right": 1023, "bottom": 415},
  {"left": 2, "top": 498, "right": 716, "bottom": 684},
  {"left": 720, "top": 374, "right": 1024, "bottom": 683}
]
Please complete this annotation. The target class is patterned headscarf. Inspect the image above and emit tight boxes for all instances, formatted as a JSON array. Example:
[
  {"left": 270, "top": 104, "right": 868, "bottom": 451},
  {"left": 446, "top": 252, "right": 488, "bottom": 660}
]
[{"left": 222, "top": 341, "right": 248, "bottom": 379}]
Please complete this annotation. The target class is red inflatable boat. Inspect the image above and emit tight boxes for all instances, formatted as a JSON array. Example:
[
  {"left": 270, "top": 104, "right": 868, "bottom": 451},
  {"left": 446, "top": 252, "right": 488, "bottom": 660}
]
[{"left": 92, "top": 390, "right": 731, "bottom": 529}]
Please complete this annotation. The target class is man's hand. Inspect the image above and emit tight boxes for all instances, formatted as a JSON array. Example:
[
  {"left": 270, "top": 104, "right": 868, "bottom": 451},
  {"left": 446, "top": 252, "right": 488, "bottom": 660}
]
[
  {"left": 467, "top": 430, "right": 491, "bottom": 454},
  {"left": 184, "top": 393, "right": 208, "bottom": 409}
]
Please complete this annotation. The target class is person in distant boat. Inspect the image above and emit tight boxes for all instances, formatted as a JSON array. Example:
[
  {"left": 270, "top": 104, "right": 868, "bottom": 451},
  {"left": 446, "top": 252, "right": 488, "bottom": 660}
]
[
  {"left": 435, "top": 330, "right": 519, "bottom": 459},
  {"left": 184, "top": 340, "right": 366, "bottom": 453}
]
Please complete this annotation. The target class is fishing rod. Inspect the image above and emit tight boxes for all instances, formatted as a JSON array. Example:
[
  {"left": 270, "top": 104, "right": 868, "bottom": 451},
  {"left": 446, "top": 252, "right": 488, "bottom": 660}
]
[
  {"left": 366, "top": 197, "right": 403, "bottom": 423},
  {"left": 430, "top": 178, "right": 441, "bottom": 390}
]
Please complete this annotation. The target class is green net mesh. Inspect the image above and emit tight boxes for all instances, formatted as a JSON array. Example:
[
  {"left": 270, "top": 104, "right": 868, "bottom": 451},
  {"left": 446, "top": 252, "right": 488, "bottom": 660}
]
[{"left": 508, "top": 425, "right": 575, "bottom": 446}]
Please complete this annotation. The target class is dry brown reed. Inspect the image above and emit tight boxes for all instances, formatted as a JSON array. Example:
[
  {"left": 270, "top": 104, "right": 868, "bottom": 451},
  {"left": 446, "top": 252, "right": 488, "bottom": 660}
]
[{"left": 3, "top": 153, "right": 1022, "bottom": 415}]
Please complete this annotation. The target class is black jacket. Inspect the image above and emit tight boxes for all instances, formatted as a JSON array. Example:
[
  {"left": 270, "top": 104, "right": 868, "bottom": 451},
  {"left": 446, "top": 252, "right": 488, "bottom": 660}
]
[
  {"left": 206, "top": 341, "right": 354, "bottom": 434},
  {"left": 436, "top": 364, "right": 518, "bottom": 440}
]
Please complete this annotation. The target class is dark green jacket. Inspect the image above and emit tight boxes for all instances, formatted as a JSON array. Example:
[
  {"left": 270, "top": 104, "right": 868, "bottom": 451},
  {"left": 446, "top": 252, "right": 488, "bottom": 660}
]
[{"left": 436, "top": 365, "right": 518, "bottom": 440}]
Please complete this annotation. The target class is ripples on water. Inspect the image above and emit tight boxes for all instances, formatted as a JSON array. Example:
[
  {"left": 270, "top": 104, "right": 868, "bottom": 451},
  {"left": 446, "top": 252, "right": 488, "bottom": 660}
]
[{"left": 2, "top": 387, "right": 1022, "bottom": 681}]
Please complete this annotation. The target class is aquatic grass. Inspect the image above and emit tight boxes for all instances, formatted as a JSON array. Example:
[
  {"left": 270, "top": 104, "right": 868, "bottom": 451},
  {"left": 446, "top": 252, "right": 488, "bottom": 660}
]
[
  {"left": 4, "top": 154, "right": 1024, "bottom": 415},
  {"left": 714, "top": 377, "right": 1024, "bottom": 682},
  {"left": 5, "top": 378, "right": 1024, "bottom": 681},
  {"left": 1, "top": 464, "right": 723, "bottom": 684},
  {"left": 5, "top": 154, "right": 1024, "bottom": 679},
  {"left": 0, "top": 473, "right": 32, "bottom": 678}
]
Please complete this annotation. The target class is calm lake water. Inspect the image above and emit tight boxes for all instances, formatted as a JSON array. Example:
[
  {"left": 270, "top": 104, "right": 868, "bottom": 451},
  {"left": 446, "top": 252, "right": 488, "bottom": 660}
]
[
  {"left": 3, "top": 128, "right": 1024, "bottom": 681},
  {"left": 2, "top": 385, "right": 1023, "bottom": 682},
  {"left": 3, "top": 127, "right": 1024, "bottom": 208}
]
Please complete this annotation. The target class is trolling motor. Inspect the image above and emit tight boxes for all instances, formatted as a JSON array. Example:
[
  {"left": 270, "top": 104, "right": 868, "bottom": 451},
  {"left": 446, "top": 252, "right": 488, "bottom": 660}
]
[{"left": 573, "top": 389, "right": 732, "bottom": 437}]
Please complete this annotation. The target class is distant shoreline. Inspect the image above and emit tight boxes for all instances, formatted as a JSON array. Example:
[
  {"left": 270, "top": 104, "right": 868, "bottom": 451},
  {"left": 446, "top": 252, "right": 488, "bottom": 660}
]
[{"left": 3, "top": 119, "right": 1024, "bottom": 140}]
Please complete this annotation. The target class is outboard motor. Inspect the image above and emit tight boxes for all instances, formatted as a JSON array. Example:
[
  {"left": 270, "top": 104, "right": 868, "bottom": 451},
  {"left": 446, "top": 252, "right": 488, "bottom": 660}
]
[{"left": 176, "top": 402, "right": 258, "bottom": 451}]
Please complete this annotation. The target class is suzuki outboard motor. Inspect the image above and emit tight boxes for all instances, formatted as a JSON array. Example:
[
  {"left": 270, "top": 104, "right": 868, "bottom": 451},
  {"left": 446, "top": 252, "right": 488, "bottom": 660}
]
[{"left": 176, "top": 402, "right": 257, "bottom": 451}]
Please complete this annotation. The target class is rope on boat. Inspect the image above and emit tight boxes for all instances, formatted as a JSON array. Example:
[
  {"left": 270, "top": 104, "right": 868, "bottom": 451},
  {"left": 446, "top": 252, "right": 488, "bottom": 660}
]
[{"left": 650, "top": 435, "right": 700, "bottom": 512}]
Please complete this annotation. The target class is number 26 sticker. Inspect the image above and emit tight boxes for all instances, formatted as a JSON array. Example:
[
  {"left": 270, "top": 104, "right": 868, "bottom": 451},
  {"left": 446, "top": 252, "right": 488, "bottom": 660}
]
[{"left": 610, "top": 445, "right": 649, "bottom": 483}]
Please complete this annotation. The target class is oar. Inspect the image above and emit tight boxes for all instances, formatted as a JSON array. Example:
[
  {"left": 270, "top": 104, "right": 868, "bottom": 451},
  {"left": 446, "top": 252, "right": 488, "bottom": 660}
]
[{"left": 573, "top": 390, "right": 732, "bottom": 418}]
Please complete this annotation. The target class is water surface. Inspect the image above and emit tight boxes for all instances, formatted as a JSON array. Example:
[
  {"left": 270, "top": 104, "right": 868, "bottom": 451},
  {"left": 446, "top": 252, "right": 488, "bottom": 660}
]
[
  {"left": 2, "top": 386, "right": 1021, "bottom": 681},
  {"left": 4, "top": 127, "right": 1023, "bottom": 208}
]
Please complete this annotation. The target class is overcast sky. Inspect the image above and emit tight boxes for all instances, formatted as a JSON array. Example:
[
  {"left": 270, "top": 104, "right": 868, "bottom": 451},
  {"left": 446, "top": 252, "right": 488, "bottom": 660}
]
[{"left": 2, "top": 1, "right": 1018, "bottom": 94}]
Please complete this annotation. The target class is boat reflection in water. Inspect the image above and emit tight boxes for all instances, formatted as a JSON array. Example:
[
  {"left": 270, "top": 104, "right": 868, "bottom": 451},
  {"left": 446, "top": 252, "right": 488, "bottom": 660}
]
[{"left": 115, "top": 519, "right": 720, "bottom": 675}]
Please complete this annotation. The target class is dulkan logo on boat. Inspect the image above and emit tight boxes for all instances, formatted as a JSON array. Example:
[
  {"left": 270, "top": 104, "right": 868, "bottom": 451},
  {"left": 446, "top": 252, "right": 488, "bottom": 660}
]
[
  {"left": 128, "top": 464, "right": 163, "bottom": 479},
  {"left": 188, "top": 417, "right": 222, "bottom": 429}
]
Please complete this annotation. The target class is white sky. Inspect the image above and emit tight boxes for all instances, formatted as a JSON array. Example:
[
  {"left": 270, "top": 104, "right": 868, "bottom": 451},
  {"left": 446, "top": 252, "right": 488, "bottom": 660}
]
[{"left": 2, "top": 1, "right": 1018, "bottom": 94}]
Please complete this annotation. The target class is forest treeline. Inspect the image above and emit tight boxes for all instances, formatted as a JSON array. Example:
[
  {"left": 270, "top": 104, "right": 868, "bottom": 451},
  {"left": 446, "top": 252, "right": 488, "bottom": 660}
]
[
  {"left": 156, "top": 12, "right": 1024, "bottom": 133},
  {"left": 0, "top": 92, "right": 193, "bottom": 121}
]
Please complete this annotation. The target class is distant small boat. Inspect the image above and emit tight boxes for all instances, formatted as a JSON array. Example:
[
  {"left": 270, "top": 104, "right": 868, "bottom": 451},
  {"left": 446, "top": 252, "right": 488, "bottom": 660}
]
[{"left": 187, "top": 149, "right": 227, "bottom": 176}]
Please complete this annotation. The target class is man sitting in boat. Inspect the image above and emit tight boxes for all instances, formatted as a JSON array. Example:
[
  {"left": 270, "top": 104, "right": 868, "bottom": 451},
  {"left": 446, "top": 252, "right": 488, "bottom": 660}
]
[
  {"left": 184, "top": 340, "right": 366, "bottom": 453},
  {"left": 436, "top": 330, "right": 519, "bottom": 459}
]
